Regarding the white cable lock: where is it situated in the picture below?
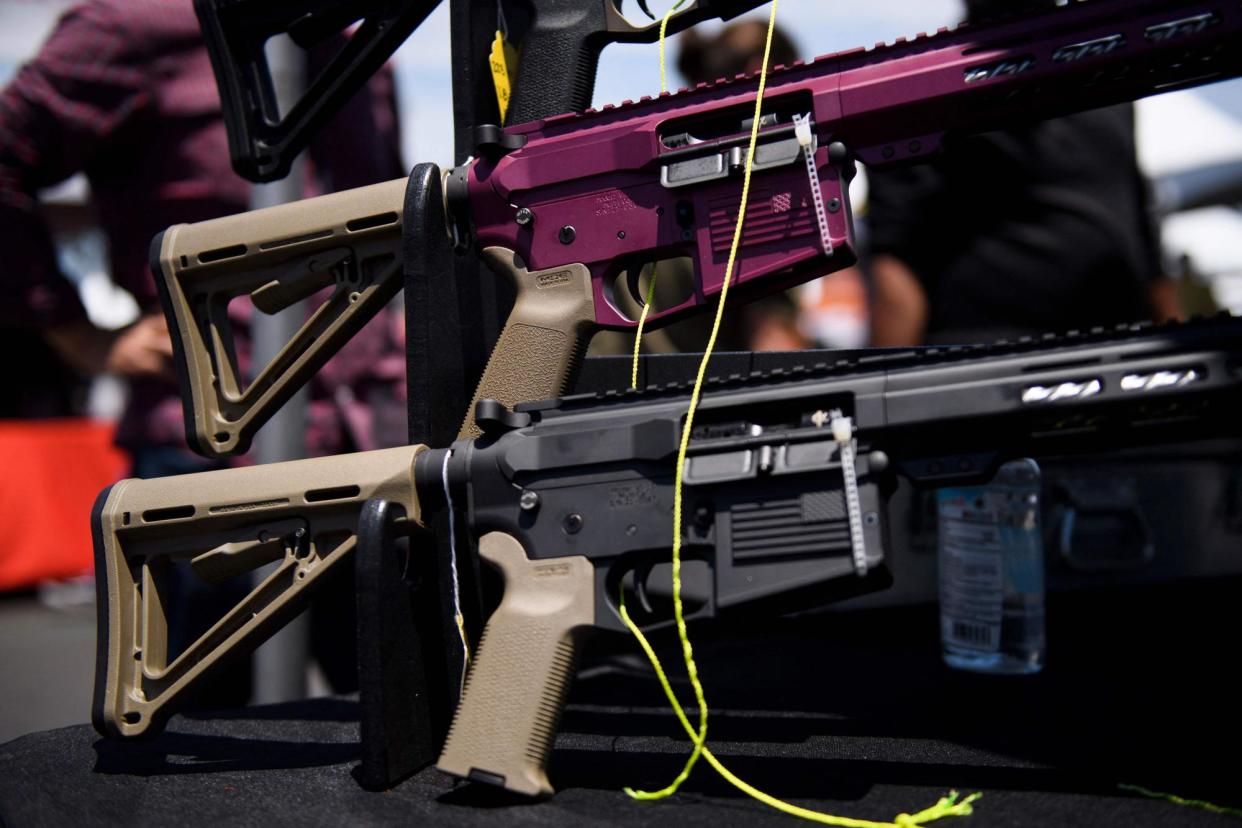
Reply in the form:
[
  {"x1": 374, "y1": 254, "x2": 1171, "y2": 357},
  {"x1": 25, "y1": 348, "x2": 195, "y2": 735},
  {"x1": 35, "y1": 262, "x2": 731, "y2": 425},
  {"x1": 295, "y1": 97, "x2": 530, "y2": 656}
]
[
  {"x1": 828, "y1": 409, "x2": 869, "y2": 577},
  {"x1": 793, "y1": 113, "x2": 834, "y2": 258}
]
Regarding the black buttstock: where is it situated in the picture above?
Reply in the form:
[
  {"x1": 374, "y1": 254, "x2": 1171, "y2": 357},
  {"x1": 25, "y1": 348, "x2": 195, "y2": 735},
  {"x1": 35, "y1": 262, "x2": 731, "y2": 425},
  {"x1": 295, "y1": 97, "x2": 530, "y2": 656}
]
[{"x1": 195, "y1": 0, "x2": 440, "y2": 182}]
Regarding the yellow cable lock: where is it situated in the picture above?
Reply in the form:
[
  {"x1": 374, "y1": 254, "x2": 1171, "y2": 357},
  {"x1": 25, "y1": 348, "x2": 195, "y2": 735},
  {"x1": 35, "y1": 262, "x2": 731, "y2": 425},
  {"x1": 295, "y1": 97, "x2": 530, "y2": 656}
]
[
  {"x1": 629, "y1": 0, "x2": 687, "y2": 389},
  {"x1": 622, "y1": 3, "x2": 980, "y2": 823}
]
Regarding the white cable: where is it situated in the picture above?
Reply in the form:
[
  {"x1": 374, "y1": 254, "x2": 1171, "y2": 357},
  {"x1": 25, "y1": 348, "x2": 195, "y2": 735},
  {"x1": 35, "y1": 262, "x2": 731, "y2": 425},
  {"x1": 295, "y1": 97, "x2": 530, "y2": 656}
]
[{"x1": 440, "y1": 449, "x2": 469, "y2": 689}]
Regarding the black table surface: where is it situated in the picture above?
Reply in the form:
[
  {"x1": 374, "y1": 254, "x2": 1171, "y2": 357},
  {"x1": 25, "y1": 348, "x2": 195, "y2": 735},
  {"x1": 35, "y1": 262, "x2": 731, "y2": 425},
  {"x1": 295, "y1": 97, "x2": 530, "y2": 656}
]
[{"x1": 3, "y1": 579, "x2": 1239, "y2": 827}]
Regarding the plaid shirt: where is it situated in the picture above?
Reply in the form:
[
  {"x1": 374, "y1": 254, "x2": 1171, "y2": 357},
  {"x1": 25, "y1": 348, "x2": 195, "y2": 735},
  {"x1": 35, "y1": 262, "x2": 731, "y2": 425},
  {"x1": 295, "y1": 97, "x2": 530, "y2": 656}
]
[{"x1": 0, "y1": 0, "x2": 407, "y2": 456}]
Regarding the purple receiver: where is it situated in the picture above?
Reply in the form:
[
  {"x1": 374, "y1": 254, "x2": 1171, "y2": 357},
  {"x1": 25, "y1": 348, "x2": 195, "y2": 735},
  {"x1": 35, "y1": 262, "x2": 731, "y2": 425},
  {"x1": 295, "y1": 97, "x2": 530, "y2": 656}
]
[{"x1": 463, "y1": 0, "x2": 1242, "y2": 330}]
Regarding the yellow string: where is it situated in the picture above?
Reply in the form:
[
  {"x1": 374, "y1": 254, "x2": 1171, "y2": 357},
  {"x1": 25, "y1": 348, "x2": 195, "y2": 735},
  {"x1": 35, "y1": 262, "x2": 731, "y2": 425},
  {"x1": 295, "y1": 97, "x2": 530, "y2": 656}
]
[
  {"x1": 631, "y1": 265, "x2": 660, "y2": 389},
  {"x1": 629, "y1": 0, "x2": 688, "y2": 389},
  {"x1": 620, "y1": 2, "x2": 981, "y2": 823},
  {"x1": 1119, "y1": 784, "x2": 1242, "y2": 819},
  {"x1": 657, "y1": 1, "x2": 686, "y2": 93},
  {"x1": 619, "y1": 591, "x2": 980, "y2": 827},
  {"x1": 623, "y1": 0, "x2": 778, "y2": 801}
]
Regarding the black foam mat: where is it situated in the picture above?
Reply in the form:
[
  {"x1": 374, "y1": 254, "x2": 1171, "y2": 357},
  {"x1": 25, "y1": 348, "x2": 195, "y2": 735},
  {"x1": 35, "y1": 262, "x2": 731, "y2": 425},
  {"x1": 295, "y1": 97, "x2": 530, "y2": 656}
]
[{"x1": 3, "y1": 579, "x2": 1238, "y2": 827}]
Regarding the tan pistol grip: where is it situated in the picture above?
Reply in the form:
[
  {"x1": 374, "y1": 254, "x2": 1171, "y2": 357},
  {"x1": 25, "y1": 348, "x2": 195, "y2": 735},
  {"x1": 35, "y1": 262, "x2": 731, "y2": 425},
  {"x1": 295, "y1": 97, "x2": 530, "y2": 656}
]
[
  {"x1": 458, "y1": 248, "x2": 596, "y2": 439},
  {"x1": 436, "y1": 532, "x2": 595, "y2": 797},
  {"x1": 157, "y1": 177, "x2": 407, "y2": 458},
  {"x1": 92, "y1": 445, "x2": 425, "y2": 739}
]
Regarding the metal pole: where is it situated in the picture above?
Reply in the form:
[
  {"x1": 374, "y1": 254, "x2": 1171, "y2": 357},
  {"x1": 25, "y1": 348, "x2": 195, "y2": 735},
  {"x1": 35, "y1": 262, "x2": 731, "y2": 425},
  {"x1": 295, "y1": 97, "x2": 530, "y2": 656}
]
[{"x1": 250, "y1": 34, "x2": 311, "y2": 705}]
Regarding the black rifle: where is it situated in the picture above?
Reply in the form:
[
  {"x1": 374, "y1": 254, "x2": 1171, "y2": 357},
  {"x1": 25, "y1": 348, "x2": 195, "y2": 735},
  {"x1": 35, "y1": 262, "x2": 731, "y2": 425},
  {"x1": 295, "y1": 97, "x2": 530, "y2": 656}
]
[{"x1": 94, "y1": 313, "x2": 1242, "y2": 795}]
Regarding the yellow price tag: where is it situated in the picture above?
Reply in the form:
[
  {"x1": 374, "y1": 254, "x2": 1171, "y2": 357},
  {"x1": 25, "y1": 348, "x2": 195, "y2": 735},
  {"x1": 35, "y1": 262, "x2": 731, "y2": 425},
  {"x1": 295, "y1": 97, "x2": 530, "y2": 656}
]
[{"x1": 489, "y1": 30, "x2": 518, "y2": 125}]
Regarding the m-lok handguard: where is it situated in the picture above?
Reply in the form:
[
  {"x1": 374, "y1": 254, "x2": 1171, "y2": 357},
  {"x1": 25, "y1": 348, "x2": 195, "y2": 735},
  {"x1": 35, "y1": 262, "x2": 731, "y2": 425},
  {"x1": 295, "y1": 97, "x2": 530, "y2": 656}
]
[
  {"x1": 92, "y1": 445, "x2": 425, "y2": 738},
  {"x1": 154, "y1": 178, "x2": 405, "y2": 457}
]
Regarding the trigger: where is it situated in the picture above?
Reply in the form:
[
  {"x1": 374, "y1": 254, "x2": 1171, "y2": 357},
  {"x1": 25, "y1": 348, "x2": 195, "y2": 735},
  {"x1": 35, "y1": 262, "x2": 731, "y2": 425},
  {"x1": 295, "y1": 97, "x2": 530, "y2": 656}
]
[
  {"x1": 626, "y1": 266, "x2": 647, "y2": 308},
  {"x1": 634, "y1": 560, "x2": 656, "y2": 615}
]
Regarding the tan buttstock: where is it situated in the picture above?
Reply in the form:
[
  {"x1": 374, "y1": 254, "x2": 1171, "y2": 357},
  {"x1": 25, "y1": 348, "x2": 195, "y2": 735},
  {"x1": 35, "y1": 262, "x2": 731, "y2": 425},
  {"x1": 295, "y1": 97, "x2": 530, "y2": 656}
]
[
  {"x1": 92, "y1": 445, "x2": 424, "y2": 739},
  {"x1": 158, "y1": 177, "x2": 407, "y2": 458},
  {"x1": 436, "y1": 533, "x2": 595, "y2": 797},
  {"x1": 458, "y1": 249, "x2": 597, "y2": 439}
]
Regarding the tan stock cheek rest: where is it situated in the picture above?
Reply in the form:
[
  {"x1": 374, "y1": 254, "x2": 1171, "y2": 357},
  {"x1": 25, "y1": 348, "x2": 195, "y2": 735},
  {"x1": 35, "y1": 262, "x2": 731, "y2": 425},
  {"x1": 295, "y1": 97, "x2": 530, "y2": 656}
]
[
  {"x1": 436, "y1": 532, "x2": 595, "y2": 797},
  {"x1": 458, "y1": 248, "x2": 597, "y2": 439},
  {"x1": 92, "y1": 445, "x2": 425, "y2": 739}
]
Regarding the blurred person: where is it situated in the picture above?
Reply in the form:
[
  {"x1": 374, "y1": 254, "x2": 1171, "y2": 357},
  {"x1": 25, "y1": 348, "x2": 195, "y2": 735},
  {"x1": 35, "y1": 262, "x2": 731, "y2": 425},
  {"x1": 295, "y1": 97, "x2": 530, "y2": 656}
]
[
  {"x1": 676, "y1": 17, "x2": 798, "y2": 85},
  {"x1": 0, "y1": 0, "x2": 407, "y2": 468},
  {"x1": 796, "y1": 262, "x2": 870, "y2": 349},
  {"x1": 0, "y1": 0, "x2": 408, "y2": 698},
  {"x1": 867, "y1": 0, "x2": 1182, "y2": 347}
]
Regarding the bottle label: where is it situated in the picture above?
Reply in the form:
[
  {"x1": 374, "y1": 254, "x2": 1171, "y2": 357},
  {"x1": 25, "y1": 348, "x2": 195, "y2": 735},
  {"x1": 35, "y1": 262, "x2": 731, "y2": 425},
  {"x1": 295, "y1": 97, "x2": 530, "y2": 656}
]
[{"x1": 938, "y1": 491, "x2": 1005, "y2": 653}]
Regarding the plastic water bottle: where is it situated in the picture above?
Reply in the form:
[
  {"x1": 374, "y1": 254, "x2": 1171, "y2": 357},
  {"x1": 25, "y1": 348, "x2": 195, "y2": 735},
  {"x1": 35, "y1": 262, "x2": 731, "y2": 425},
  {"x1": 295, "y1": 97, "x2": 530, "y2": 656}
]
[{"x1": 937, "y1": 458, "x2": 1045, "y2": 674}]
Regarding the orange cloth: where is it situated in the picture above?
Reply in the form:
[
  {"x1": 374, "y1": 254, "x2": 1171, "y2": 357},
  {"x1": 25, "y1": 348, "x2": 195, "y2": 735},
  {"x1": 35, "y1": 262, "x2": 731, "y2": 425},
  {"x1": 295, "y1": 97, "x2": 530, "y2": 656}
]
[{"x1": 0, "y1": 420, "x2": 128, "y2": 590}]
